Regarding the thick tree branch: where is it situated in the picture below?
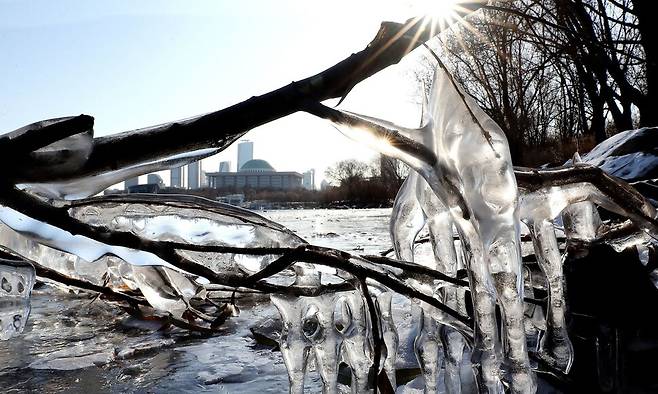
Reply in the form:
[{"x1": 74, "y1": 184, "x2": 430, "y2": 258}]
[{"x1": 10, "y1": 6, "x2": 486, "y2": 183}]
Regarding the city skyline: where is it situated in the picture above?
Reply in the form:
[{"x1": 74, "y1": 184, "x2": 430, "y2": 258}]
[{"x1": 1, "y1": 0, "x2": 425, "y2": 189}]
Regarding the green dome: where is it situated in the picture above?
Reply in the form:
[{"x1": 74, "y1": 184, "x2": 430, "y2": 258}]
[{"x1": 239, "y1": 159, "x2": 275, "y2": 172}]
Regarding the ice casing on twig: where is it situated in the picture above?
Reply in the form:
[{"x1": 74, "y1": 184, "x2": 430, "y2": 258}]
[{"x1": 0, "y1": 193, "x2": 306, "y2": 319}]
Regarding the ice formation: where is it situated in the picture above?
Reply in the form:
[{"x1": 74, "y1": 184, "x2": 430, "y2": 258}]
[
  {"x1": 316, "y1": 60, "x2": 536, "y2": 392},
  {"x1": 0, "y1": 256, "x2": 35, "y2": 341},
  {"x1": 561, "y1": 153, "x2": 603, "y2": 241},
  {"x1": 271, "y1": 270, "x2": 399, "y2": 393},
  {"x1": 391, "y1": 171, "x2": 468, "y2": 393},
  {"x1": 304, "y1": 47, "x2": 658, "y2": 391},
  {"x1": 0, "y1": 193, "x2": 306, "y2": 321},
  {"x1": 20, "y1": 147, "x2": 219, "y2": 200},
  {"x1": 1, "y1": 32, "x2": 658, "y2": 394}
]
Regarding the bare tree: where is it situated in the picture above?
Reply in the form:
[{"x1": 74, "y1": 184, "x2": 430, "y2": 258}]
[{"x1": 325, "y1": 159, "x2": 370, "y2": 187}]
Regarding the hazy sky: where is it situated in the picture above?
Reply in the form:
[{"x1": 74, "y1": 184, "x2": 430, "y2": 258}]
[{"x1": 1, "y1": 0, "x2": 437, "y2": 187}]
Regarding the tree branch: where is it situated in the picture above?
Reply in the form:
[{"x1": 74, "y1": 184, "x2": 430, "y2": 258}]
[{"x1": 10, "y1": 6, "x2": 486, "y2": 183}]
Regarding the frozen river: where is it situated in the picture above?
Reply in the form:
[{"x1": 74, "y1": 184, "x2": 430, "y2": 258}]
[{"x1": 1, "y1": 208, "x2": 416, "y2": 393}]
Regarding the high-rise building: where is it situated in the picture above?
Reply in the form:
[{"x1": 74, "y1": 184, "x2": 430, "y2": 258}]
[
  {"x1": 219, "y1": 161, "x2": 231, "y2": 172},
  {"x1": 147, "y1": 173, "x2": 164, "y2": 187},
  {"x1": 124, "y1": 177, "x2": 139, "y2": 190},
  {"x1": 170, "y1": 166, "x2": 183, "y2": 188},
  {"x1": 188, "y1": 161, "x2": 201, "y2": 189},
  {"x1": 302, "y1": 169, "x2": 315, "y2": 190},
  {"x1": 200, "y1": 169, "x2": 208, "y2": 187},
  {"x1": 237, "y1": 140, "x2": 253, "y2": 171}
]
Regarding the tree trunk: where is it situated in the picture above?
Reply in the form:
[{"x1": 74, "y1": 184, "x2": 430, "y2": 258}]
[{"x1": 633, "y1": 0, "x2": 658, "y2": 127}]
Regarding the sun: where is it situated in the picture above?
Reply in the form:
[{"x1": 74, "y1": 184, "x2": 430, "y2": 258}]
[
  {"x1": 407, "y1": 0, "x2": 466, "y2": 21},
  {"x1": 399, "y1": 0, "x2": 478, "y2": 42}
]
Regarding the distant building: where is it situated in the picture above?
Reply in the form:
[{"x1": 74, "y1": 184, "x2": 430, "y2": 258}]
[
  {"x1": 200, "y1": 169, "x2": 208, "y2": 187},
  {"x1": 147, "y1": 173, "x2": 164, "y2": 187},
  {"x1": 219, "y1": 161, "x2": 231, "y2": 172},
  {"x1": 170, "y1": 166, "x2": 183, "y2": 188},
  {"x1": 237, "y1": 140, "x2": 254, "y2": 170},
  {"x1": 320, "y1": 179, "x2": 331, "y2": 190},
  {"x1": 217, "y1": 193, "x2": 245, "y2": 205},
  {"x1": 125, "y1": 177, "x2": 139, "y2": 191},
  {"x1": 302, "y1": 169, "x2": 315, "y2": 190},
  {"x1": 188, "y1": 161, "x2": 201, "y2": 189},
  {"x1": 128, "y1": 184, "x2": 160, "y2": 194},
  {"x1": 207, "y1": 159, "x2": 303, "y2": 190}
]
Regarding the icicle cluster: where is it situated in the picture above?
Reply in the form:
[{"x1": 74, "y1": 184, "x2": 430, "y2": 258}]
[
  {"x1": 311, "y1": 58, "x2": 658, "y2": 393},
  {"x1": 271, "y1": 268, "x2": 399, "y2": 393}
]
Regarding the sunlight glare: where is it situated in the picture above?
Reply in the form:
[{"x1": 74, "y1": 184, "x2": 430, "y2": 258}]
[{"x1": 407, "y1": 0, "x2": 464, "y2": 21}]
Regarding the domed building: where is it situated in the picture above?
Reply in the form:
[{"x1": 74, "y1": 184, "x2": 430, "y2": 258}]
[
  {"x1": 206, "y1": 158, "x2": 303, "y2": 190},
  {"x1": 239, "y1": 159, "x2": 275, "y2": 172}
]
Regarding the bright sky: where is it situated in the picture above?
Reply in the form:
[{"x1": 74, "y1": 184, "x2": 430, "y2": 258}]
[{"x1": 0, "y1": 0, "x2": 447, "y2": 188}]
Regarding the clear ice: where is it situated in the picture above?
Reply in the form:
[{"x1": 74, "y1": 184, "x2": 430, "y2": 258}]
[
  {"x1": 391, "y1": 170, "x2": 467, "y2": 393},
  {"x1": 271, "y1": 267, "x2": 400, "y2": 393},
  {"x1": 2, "y1": 42, "x2": 658, "y2": 394},
  {"x1": 560, "y1": 153, "x2": 602, "y2": 242},
  {"x1": 0, "y1": 193, "x2": 306, "y2": 319},
  {"x1": 0, "y1": 256, "x2": 35, "y2": 341},
  {"x1": 321, "y1": 60, "x2": 536, "y2": 393}
]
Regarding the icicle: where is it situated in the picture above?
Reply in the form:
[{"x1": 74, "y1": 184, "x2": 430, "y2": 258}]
[
  {"x1": 389, "y1": 166, "x2": 472, "y2": 392},
  {"x1": 390, "y1": 172, "x2": 426, "y2": 263},
  {"x1": 368, "y1": 284, "x2": 399, "y2": 389},
  {"x1": 524, "y1": 218, "x2": 573, "y2": 373},
  {"x1": 339, "y1": 290, "x2": 373, "y2": 393},
  {"x1": 271, "y1": 294, "x2": 313, "y2": 394},
  {"x1": 522, "y1": 265, "x2": 543, "y2": 357},
  {"x1": 415, "y1": 307, "x2": 443, "y2": 394},
  {"x1": 272, "y1": 292, "x2": 350, "y2": 394},
  {"x1": 561, "y1": 153, "x2": 602, "y2": 242}
]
